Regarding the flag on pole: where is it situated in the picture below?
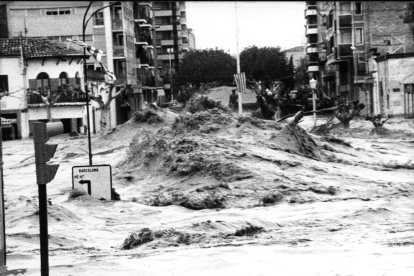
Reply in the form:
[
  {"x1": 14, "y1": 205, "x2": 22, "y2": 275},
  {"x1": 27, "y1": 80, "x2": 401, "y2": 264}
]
[
  {"x1": 233, "y1": 72, "x2": 246, "y2": 93},
  {"x1": 66, "y1": 39, "x2": 103, "y2": 63},
  {"x1": 100, "y1": 62, "x2": 117, "y2": 82},
  {"x1": 67, "y1": 39, "x2": 115, "y2": 82}
]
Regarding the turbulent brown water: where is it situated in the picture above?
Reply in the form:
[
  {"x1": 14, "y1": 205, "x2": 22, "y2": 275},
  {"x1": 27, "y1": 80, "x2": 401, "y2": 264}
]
[{"x1": 3, "y1": 109, "x2": 414, "y2": 275}]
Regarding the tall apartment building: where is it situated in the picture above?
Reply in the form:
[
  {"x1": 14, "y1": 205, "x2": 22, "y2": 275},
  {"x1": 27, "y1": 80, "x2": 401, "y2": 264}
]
[
  {"x1": 305, "y1": 1, "x2": 414, "y2": 114},
  {"x1": 153, "y1": 1, "x2": 188, "y2": 99}
]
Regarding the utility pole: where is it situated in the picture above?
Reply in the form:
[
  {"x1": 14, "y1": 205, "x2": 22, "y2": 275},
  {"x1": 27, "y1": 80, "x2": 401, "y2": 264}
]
[
  {"x1": 235, "y1": 2, "x2": 242, "y2": 115},
  {"x1": 172, "y1": 1, "x2": 179, "y2": 72},
  {"x1": 82, "y1": 2, "x2": 93, "y2": 166},
  {"x1": 0, "y1": 95, "x2": 6, "y2": 268}
]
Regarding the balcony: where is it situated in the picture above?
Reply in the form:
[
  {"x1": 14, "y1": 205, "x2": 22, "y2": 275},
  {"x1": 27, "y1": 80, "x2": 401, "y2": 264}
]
[
  {"x1": 308, "y1": 65, "x2": 319, "y2": 72},
  {"x1": 327, "y1": 47, "x2": 338, "y2": 64},
  {"x1": 306, "y1": 28, "x2": 318, "y2": 35},
  {"x1": 338, "y1": 15, "x2": 352, "y2": 28},
  {"x1": 354, "y1": 75, "x2": 366, "y2": 83},
  {"x1": 154, "y1": 10, "x2": 173, "y2": 16},
  {"x1": 86, "y1": 69, "x2": 106, "y2": 81},
  {"x1": 181, "y1": 30, "x2": 188, "y2": 38},
  {"x1": 306, "y1": 47, "x2": 318, "y2": 54},
  {"x1": 134, "y1": 30, "x2": 153, "y2": 45},
  {"x1": 138, "y1": 1, "x2": 152, "y2": 7},
  {"x1": 158, "y1": 25, "x2": 181, "y2": 31},
  {"x1": 139, "y1": 23, "x2": 152, "y2": 29},
  {"x1": 339, "y1": 85, "x2": 350, "y2": 92},
  {"x1": 161, "y1": 39, "x2": 174, "y2": 46},
  {"x1": 157, "y1": 53, "x2": 183, "y2": 60},
  {"x1": 113, "y1": 46, "x2": 125, "y2": 58},
  {"x1": 338, "y1": 44, "x2": 352, "y2": 57},
  {"x1": 305, "y1": 9, "x2": 317, "y2": 18},
  {"x1": 114, "y1": 74, "x2": 127, "y2": 85},
  {"x1": 181, "y1": 18, "x2": 187, "y2": 25},
  {"x1": 135, "y1": 5, "x2": 153, "y2": 23},
  {"x1": 27, "y1": 93, "x2": 88, "y2": 104},
  {"x1": 137, "y1": 69, "x2": 155, "y2": 87},
  {"x1": 112, "y1": 20, "x2": 123, "y2": 31}
]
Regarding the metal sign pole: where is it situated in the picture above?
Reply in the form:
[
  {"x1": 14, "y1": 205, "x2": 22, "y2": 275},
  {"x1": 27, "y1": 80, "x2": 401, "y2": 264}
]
[{"x1": 0, "y1": 100, "x2": 6, "y2": 267}]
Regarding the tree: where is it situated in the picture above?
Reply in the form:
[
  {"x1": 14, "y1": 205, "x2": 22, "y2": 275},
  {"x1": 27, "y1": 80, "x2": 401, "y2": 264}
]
[
  {"x1": 402, "y1": 2, "x2": 414, "y2": 41},
  {"x1": 174, "y1": 49, "x2": 237, "y2": 89},
  {"x1": 27, "y1": 84, "x2": 76, "y2": 122},
  {"x1": 28, "y1": 83, "x2": 130, "y2": 135},
  {"x1": 240, "y1": 46, "x2": 291, "y2": 84},
  {"x1": 87, "y1": 83, "x2": 130, "y2": 135}
]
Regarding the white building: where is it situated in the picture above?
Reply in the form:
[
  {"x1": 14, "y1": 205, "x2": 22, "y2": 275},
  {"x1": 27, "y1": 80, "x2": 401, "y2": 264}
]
[{"x1": 0, "y1": 37, "x2": 104, "y2": 139}]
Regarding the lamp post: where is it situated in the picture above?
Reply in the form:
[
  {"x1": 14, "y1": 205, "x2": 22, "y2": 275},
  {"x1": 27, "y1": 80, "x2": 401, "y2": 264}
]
[
  {"x1": 82, "y1": 1, "x2": 120, "y2": 166},
  {"x1": 309, "y1": 78, "x2": 317, "y2": 122},
  {"x1": 167, "y1": 48, "x2": 173, "y2": 100}
]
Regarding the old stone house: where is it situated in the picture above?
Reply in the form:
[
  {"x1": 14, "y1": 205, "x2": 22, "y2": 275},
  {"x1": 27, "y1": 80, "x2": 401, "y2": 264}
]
[{"x1": 0, "y1": 37, "x2": 96, "y2": 139}]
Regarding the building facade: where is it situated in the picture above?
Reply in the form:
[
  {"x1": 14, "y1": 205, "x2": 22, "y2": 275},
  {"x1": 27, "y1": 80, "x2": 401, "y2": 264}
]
[
  {"x1": 0, "y1": 1, "x2": 187, "y2": 127},
  {"x1": 0, "y1": 38, "x2": 93, "y2": 139},
  {"x1": 305, "y1": 1, "x2": 414, "y2": 116},
  {"x1": 153, "y1": 1, "x2": 188, "y2": 100}
]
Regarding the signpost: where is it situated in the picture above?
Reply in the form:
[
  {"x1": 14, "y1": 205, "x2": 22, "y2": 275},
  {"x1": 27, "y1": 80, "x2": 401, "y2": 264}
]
[
  {"x1": 33, "y1": 122, "x2": 63, "y2": 276},
  {"x1": 72, "y1": 165, "x2": 112, "y2": 200}
]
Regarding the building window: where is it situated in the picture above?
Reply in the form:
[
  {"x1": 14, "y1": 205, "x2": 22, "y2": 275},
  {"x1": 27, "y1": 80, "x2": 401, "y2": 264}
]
[
  {"x1": 355, "y1": 2, "x2": 362, "y2": 15},
  {"x1": 340, "y1": 31, "x2": 352, "y2": 44},
  {"x1": 46, "y1": 8, "x2": 70, "y2": 15},
  {"x1": 328, "y1": 10, "x2": 333, "y2": 29},
  {"x1": 339, "y1": 2, "x2": 351, "y2": 15},
  {"x1": 36, "y1": 72, "x2": 50, "y2": 95},
  {"x1": 75, "y1": 72, "x2": 81, "y2": 86},
  {"x1": 355, "y1": 28, "x2": 363, "y2": 45},
  {"x1": 59, "y1": 72, "x2": 68, "y2": 86},
  {"x1": 0, "y1": 75, "x2": 8, "y2": 93},
  {"x1": 94, "y1": 11, "x2": 104, "y2": 26}
]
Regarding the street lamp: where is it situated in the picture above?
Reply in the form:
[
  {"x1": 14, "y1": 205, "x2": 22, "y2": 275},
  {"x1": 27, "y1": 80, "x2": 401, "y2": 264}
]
[
  {"x1": 82, "y1": 1, "x2": 120, "y2": 166},
  {"x1": 309, "y1": 78, "x2": 317, "y2": 122},
  {"x1": 167, "y1": 48, "x2": 173, "y2": 100}
]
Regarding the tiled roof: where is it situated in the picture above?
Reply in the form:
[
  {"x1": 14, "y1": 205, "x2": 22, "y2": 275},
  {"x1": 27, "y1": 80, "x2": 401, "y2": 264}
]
[{"x1": 0, "y1": 38, "x2": 89, "y2": 59}]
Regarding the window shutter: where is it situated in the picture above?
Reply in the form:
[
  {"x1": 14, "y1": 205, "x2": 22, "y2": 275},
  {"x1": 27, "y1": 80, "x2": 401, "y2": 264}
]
[
  {"x1": 68, "y1": 77, "x2": 77, "y2": 86},
  {"x1": 28, "y1": 79, "x2": 37, "y2": 90},
  {"x1": 50, "y1": 78, "x2": 60, "y2": 92}
]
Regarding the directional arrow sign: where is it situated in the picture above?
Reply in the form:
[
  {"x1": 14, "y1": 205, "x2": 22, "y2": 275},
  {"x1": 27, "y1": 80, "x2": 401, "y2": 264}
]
[
  {"x1": 72, "y1": 165, "x2": 112, "y2": 200},
  {"x1": 78, "y1": 180, "x2": 91, "y2": 195}
]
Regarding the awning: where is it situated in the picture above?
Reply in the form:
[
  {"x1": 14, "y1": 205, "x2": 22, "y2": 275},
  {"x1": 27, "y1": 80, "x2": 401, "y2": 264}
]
[
  {"x1": 157, "y1": 89, "x2": 165, "y2": 96},
  {"x1": 401, "y1": 74, "x2": 414, "y2": 84}
]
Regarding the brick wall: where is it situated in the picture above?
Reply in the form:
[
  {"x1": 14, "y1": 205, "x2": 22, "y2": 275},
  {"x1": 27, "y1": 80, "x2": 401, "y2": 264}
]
[{"x1": 365, "y1": 2, "x2": 414, "y2": 55}]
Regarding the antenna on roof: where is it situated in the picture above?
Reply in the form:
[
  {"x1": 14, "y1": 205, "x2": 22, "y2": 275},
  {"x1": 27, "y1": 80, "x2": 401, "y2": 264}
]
[{"x1": 24, "y1": 18, "x2": 28, "y2": 37}]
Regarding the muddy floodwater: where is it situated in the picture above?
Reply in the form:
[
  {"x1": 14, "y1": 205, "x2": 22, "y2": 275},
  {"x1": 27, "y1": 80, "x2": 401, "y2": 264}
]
[{"x1": 3, "y1": 110, "x2": 414, "y2": 275}]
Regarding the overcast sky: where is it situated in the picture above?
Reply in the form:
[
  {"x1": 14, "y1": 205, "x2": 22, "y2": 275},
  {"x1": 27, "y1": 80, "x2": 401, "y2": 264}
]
[{"x1": 186, "y1": 1, "x2": 307, "y2": 54}]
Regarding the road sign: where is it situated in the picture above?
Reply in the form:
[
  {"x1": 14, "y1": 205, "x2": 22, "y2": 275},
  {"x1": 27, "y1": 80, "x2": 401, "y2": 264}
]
[{"x1": 72, "y1": 165, "x2": 112, "y2": 200}]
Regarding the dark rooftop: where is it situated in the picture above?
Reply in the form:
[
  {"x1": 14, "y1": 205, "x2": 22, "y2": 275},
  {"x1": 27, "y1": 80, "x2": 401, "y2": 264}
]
[{"x1": 0, "y1": 37, "x2": 89, "y2": 59}]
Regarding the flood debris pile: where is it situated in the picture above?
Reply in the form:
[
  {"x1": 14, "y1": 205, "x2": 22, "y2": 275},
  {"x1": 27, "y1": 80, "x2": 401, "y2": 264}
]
[
  {"x1": 121, "y1": 221, "x2": 267, "y2": 250},
  {"x1": 186, "y1": 94, "x2": 231, "y2": 115},
  {"x1": 132, "y1": 109, "x2": 165, "y2": 124},
  {"x1": 271, "y1": 111, "x2": 321, "y2": 160},
  {"x1": 172, "y1": 108, "x2": 234, "y2": 134}
]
